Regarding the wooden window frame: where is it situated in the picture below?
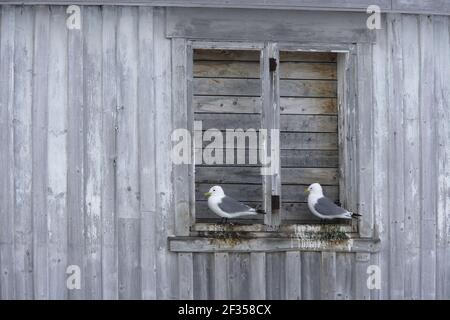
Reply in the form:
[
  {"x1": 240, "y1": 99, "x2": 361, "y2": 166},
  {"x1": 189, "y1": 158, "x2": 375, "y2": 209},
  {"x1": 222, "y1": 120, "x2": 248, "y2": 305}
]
[{"x1": 170, "y1": 39, "x2": 377, "y2": 252}]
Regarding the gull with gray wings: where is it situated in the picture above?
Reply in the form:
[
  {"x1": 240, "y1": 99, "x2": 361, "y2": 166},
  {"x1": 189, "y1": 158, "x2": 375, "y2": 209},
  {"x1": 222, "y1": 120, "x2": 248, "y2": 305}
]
[
  {"x1": 305, "y1": 183, "x2": 361, "y2": 220},
  {"x1": 204, "y1": 185, "x2": 266, "y2": 221}
]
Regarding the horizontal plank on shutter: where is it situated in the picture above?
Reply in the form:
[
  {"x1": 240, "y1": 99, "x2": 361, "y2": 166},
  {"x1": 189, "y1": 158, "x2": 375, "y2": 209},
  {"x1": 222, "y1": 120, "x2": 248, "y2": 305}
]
[
  {"x1": 280, "y1": 51, "x2": 337, "y2": 63},
  {"x1": 282, "y1": 203, "x2": 322, "y2": 222},
  {"x1": 279, "y1": 62, "x2": 336, "y2": 80},
  {"x1": 193, "y1": 61, "x2": 336, "y2": 80},
  {"x1": 194, "y1": 96, "x2": 262, "y2": 113},
  {"x1": 280, "y1": 97, "x2": 337, "y2": 115},
  {"x1": 196, "y1": 183, "x2": 338, "y2": 203},
  {"x1": 194, "y1": 96, "x2": 336, "y2": 114},
  {"x1": 280, "y1": 132, "x2": 338, "y2": 150},
  {"x1": 197, "y1": 133, "x2": 338, "y2": 151},
  {"x1": 194, "y1": 79, "x2": 336, "y2": 97},
  {"x1": 197, "y1": 133, "x2": 338, "y2": 154},
  {"x1": 195, "y1": 149, "x2": 260, "y2": 166},
  {"x1": 195, "y1": 166, "x2": 338, "y2": 185},
  {"x1": 195, "y1": 114, "x2": 261, "y2": 130},
  {"x1": 281, "y1": 167, "x2": 339, "y2": 185},
  {"x1": 280, "y1": 79, "x2": 337, "y2": 97},
  {"x1": 194, "y1": 78, "x2": 261, "y2": 96},
  {"x1": 195, "y1": 114, "x2": 337, "y2": 132},
  {"x1": 194, "y1": 61, "x2": 260, "y2": 78},
  {"x1": 280, "y1": 115, "x2": 337, "y2": 132},
  {"x1": 195, "y1": 149, "x2": 339, "y2": 167},
  {"x1": 194, "y1": 49, "x2": 260, "y2": 61},
  {"x1": 281, "y1": 150, "x2": 339, "y2": 167},
  {"x1": 193, "y1": 50, "x2": 336, "y2": 62}
]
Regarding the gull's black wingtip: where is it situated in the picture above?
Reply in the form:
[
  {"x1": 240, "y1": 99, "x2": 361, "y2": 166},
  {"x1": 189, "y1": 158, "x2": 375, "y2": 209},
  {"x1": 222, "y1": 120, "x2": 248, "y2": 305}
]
[
  {"x1": 351, "y1": 212, "x2": 362, "y2": 218},
  {"x1": 256, "y1": 209, "x2": 266, "y2": 215}
]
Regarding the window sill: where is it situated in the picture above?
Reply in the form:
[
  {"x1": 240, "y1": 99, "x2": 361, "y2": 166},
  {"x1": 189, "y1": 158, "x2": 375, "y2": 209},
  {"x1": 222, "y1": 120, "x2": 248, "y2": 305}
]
[{"x1": 168, "y1": 223, "x2": 380, "y2": 253}]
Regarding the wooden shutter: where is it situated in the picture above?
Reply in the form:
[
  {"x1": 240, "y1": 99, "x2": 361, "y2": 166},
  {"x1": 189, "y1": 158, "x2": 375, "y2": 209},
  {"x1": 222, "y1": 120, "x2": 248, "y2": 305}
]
[
  {"x1": 193, "y1": 49, "x2": 264, "y2": 223},
  {"x1": 278, "y1": 51, "x2": 340, "y2": 223}
]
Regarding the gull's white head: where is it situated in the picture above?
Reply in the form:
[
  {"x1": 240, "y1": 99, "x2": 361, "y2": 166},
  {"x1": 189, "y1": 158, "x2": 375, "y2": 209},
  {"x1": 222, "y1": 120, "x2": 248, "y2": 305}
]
[
  {"x1": 305, "y1": 183, "x2": 323, "y2": 195},
  {"x1": 204, "y1": 185, "x2": 225, "y2": 198}
]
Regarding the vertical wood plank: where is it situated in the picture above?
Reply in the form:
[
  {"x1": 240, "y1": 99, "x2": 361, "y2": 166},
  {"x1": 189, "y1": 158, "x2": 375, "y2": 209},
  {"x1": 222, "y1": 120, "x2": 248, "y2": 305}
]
[
  {"x1": 117, "y1": 218, "x2": 141, "y2": 299},
  {"x1": 47, "y1": 5, "x2": 68, "y2": 300},
  {"x1": 356, "y1": 42, "x2": 374, "y2": 238},
  {"x1": 261, "y1": 45, "x2": 272, "y2": 223},
  {"x1": 116, "y1": 9, "x2": 140, "y2": 219},
  {"x1": 419, "y1": 14, "x2": 436, "y2": 300},
  {"x1": 402, "y1": 14, "x2": 421, "y2": 300},
  {"x1": 13, "y1": 5, "x2": 34, "y2": 300},
  {"x1": 213, "y1": 252, "x2": 229, "y2": 299},
  {"x1": 337, "y1": 53, "x2": 347, "y2": 208},
  {"x1": 83, "y1": 6, "x2": 103, "y2": 299},
  {"x1": 320, "y1": 252, "x2": 336, "y2": 300},
  {"x1": 301, "y1": 252, "x2": 320, "y2": 300},
  {"x1": 266, "y1": 252, "x2": 285, "y2": 299},
  {"x1": 249, "y1": 252, "x2": 266, "y2": 299},
  {"x1": 348, "y1": 50, "x2": 358, "y2": 213},
  {"x1": 372, "y1": 16, "x2": 389, "y2": 299},
  {"x1": 138, "y1": 6, "x2": 157, "y2": 300},
  {"x1": 0, "y1": 5, "x2": 16, "y2": 299},
  {"x1": 186, "y1": 45, "x2": 195, "y2": 225},
  {"x1": 172, "y1": 37, "x2": 191, "y2": 236},
  {"x1": 340, "y1": 47, "x2": 358, "y2": 217},
  {"x1": 335, "y1": 253, "x2": 354, "y2": 300},
  {"x1": 193, "y1": 253, "x2": 214, "y2": 299},
  {"x1": 270, "y1": 44, "x2": 281, "y2": 226},
  {"x1": 433, "y1": 15, "x2": 450, "y2": 300},
  {"x1": 229, "y1": 253, "x2": 250, "y2": 300},
  {"x1": 101, "y1": 5, "x2": 118, "y2": 300},
  {"x1": 285, "y1": 251, "x2": 301, "y2": 300},
  {"x1": 31, "y1": 5, "x2": 50, "y2": 300},
  {"x1": 154, "y1": 7, "x2": 178, "y2": 299},
  {"x1": 67, "y1": 5, "x2": 85, "y2": 300},
  {"x1": 386, "y1": 13, "x2": 405, "y2": 299},
  {"x1": 355, "y1": 252, "x2": 371, "y2": 300},
  {"x1": 262, "y1": 43, "x2": 281, "y2": 227},
  {"x1": 117, "y1": 6, "x2": 141, "y2": 299},
  {"x1": 178, "y1": 253, "x2": 194, "y2": 299}
]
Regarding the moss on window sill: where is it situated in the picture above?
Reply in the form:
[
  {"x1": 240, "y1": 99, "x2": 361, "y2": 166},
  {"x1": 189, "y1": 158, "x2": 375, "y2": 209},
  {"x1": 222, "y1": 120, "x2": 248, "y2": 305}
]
[{"x1": 169, "y1": 222, "x2": 379, "y2": 253}]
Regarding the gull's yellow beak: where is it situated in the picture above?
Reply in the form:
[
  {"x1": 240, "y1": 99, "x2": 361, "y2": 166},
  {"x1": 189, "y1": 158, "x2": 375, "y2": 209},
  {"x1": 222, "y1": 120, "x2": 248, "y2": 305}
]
[
  {"x1": 304, "y1": 188, "x2": 309, "y2": 193},
  {"x1": 204, "y1": 192, "x2": 212, "y2": 197}
]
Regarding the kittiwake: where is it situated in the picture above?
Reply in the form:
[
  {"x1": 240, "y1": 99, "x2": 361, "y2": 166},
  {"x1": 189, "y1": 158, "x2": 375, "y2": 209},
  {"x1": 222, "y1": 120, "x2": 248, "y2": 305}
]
[
  {"x1": 204, "y1": 185, "x2": 266, "y2": 221},
  {"x1": 305, "y1": 183, "x2": 361, "y2": 220}
]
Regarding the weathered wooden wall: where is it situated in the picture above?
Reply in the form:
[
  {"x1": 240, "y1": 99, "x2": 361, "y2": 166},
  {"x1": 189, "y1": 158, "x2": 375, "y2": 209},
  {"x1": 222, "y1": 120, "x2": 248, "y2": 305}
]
[{"x1": 0, "y1": 5, "x2": 449, "y2": 299}]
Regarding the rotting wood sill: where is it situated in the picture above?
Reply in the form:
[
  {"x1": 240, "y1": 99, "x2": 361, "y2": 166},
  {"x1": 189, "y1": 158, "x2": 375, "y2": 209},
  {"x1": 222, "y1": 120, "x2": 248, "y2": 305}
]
[{"x1": 168, "y1": 223, "x2": 380, "y2": 253}]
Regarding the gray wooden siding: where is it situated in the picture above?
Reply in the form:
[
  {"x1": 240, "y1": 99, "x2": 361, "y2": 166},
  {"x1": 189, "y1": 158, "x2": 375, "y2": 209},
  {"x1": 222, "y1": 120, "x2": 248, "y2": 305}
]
[{"x1": 0, "y1": 5, "x2": 449, "y2": 300}]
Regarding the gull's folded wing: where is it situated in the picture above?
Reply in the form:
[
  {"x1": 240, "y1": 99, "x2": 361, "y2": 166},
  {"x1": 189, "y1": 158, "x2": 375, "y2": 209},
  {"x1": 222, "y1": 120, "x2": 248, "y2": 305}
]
[{"x1": 218, "y1": 196, "x2": 253, "y2": 214}]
